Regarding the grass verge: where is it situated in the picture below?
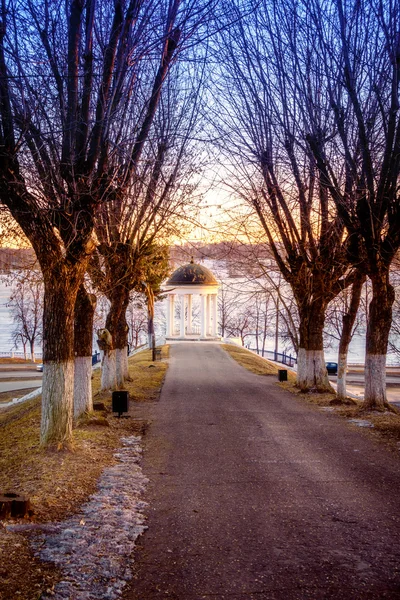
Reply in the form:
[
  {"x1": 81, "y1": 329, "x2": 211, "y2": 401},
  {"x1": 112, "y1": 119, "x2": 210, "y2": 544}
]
[
  {"x1": 222, "y1": 344, "x2": 297, "y2": 382},
  {"x1": 0, "y1": 358, "x2": 39, "y2": 364},
  {"x1": 223, "y1": 344, "x2": 400, "y2": 453},
  {"x1": 0, "y1": 345, "x2": 168, "y2": 600}
]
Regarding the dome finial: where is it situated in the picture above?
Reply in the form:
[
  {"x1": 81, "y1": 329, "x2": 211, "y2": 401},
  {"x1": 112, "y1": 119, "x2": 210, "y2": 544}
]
[{"x1": 190, "y1": 256, "x2": 194, "y2": 264}]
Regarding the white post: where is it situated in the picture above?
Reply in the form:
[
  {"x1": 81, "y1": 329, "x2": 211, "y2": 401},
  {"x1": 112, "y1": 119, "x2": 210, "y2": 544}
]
[
  {"x1": 206, "y1": 294, "x2": 211, "y2": 336},
  {"x1": 200, "y1": 294, "x2": 206, "y2": 337},
  {"x1": 188, "y1": 294, "x2": 193, "y2": 334},
  {"x1": 212, "y1": 294, "x2": 218, "y2": 336},
  {"x1": 180, "y1": 295, "x2": 186, "y2": 337},
  {"x1": 166, "y1": 295, "x2": 171, "y2": 337}
]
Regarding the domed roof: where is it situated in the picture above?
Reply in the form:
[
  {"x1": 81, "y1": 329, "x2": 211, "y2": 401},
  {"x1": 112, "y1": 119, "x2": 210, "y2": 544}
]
[{"x1": 167, "y1": 258, "x2": 218, "y2": 286}]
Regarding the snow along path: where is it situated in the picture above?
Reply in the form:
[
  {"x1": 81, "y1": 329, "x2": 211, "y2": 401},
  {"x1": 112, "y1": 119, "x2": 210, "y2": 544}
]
[{"x1": 24, "y1": 436, "x2": 147, "y2": 600}]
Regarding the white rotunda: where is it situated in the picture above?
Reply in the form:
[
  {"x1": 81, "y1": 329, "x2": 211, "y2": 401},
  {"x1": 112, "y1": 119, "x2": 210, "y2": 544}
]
[{"x1": 164, "y1": 259, "x2": 220, "y2": 340}]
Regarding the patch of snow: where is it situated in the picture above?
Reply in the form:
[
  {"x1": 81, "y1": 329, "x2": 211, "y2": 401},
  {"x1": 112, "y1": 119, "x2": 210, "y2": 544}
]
[
  {"x1": 348, "y1": 418, "x2": 374, "y2": 428},
  {"x1": 0, "y1": 386, "x2": 42, "y2": 409},
  {"x1": 30, "y1": 435, "x2": 148, "y2": 599}
]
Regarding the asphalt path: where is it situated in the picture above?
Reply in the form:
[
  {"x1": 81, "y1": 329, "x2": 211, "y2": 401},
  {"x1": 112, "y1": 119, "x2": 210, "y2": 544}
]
[
  {"x1": 0, "y1": 365, "x2": 42, "y2": 394},
  {"x1": 0, "y1": 370, "x2": 42, "y2": 379},
  {"x1": 126, "y1": 343, "x2": 400, "y2": 600},
  {"x1": 344, "y1": 373, "x2": 400, "y2": 385},
  {"x1": 0, "y1": 367, "x2": 42, "y2": 394},
  {"x1": 0, "y1": 380, "x2": 41, "y2": 393}
]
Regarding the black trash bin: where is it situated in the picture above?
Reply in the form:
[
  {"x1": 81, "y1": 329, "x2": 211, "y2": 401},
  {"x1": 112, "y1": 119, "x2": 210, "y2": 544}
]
[
  {"x1": 112, "y1": 390, "x2": 129, "y2": 417},
  {"x1": 278, "y1": 369, "x2": 288, "y2": 382}
]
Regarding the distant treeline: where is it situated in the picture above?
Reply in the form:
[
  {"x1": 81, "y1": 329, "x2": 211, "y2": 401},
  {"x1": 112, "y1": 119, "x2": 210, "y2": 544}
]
[
  {"x1": 169, "y1": 241, "x2": 276, "y2": 278},
  {"x1": 0, "y1": 242, "x2": 275, "y2": 277}
]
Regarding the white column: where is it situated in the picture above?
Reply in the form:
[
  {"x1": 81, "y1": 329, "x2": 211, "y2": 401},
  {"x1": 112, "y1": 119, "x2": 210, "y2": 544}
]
[
  {"x1": 212, "y1": 294, "x2": 218, "y2": 336},
  {"x1": 200, "y1": 294, "x2": 206, "y2": 337},
  {"x1": 187, "y1": 294, "x2": 193, "y2": 334},
  {"x1": 206, "y1": 294, "x2": 211, "y2": 336},
  {"x1": 180, "y1": 294, "x2": 186, "y2": 337},
  {"x1": 170, "y1": 294, "x2": 175, "y2": 336},
  {"x1": 166, "y1": 295, "x2": 171, "y2": 337}
]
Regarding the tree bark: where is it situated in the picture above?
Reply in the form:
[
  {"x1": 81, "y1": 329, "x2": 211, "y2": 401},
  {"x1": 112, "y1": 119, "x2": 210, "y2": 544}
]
[
  {"x1": 297, "y1": 301, "x2": 332, "y2": 392},
  {"x1": 336, "y1": 273, "x2": 365, "y2": 400},
  {"x1": 363, "y1": 268, "x2": 395, "y2": 410},
  {"x1": 74, "y1": 356, "x2": 92, "y2": 418},
  {"x1": 116, "y1": 347, "x2": 129, "y2": 385},
  {"x1": 74, "y1": 285, "x2": 96, "y2": 418},
  {"x1": 40, "y1": 272, "x2": 79, "y2": 447},
  {"x1": 105, "y1": 285, "x2": 130, "y2": 387},
  {"x1": 97, "y1": 328, "x2": 117, "y2": 391}
]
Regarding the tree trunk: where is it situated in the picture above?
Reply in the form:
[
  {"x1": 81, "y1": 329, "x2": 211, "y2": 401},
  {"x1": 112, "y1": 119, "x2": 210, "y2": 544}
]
[
  {"x1": 116, "y1": 347, "x2": 129, "y2": 386},
  {"x1": 101, "y1": 349, "x2": 117, "y2": 390},
  {"x1": 104, "y1": 286, "x2": 130, "y2": 388},
  {"x1": 40, "y1": 274, "x2": 78, "y2": 447},
  {"x1": 74, "y1": 356, "x2": 92, "y2": 417},
  {"x1": 255, "y1": 311, "x2": 260, "y2": 353},
  {"x1": 74, "y1": 285, "x2": 97, "y2": 419},
  {"x1": 29, "y1": 341, "x2": 35, "y2": 363},
  {"x1": 363, "y1": 269, "x2": 394, "y2": 410},
  {"x1": 297, "y1": 302, "x2": 332, "y2": 392},
  {"x1": 97, "y1": 328, "x2": 117, "y2": 391},
  {"x1": 336, "y1": 273, "x2": 365, "y2": 400},
  {"x1": 146, "y1": 288, "x2": 156, "y2": 361}
]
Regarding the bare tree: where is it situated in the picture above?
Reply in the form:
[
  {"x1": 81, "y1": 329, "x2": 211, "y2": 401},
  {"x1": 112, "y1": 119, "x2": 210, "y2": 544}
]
[
  {"x1": 325, "y1": 274, "x2": 366, "y2": 400},
  {"x1": 90, "y1": 62, "x2": 206, "y2": 388},
  {"x1": 388, "y1": 255, "x2": 400, "y2": 360},
  {"x1": 5, "y1": 268, "x2": 43, "y2": 362},
  {"x1": 73, "y1": 285, "x2": 96, "y2": 419},
  {"x1": 303, "y1": 0, "x2": 400, "y2": 409},
  {"x1": 225, "y1": 308, "x2": 255, "y2": 346},
  {"x1": 141, "y1": 246, "x2": 170, "y2": 361},
  {"x1": 126, "y1": 299, "x2": 147, "y2": 350},
  {"x1": 0, "y1": 0, "x2": 203, "y2": 443},
  {"x1": 213, "y1": 0, "x2": 356, "y2": 392},
  {"x1": 252, "y1": 290, "x2": 271, "y2": 355},
  {"x1": 218, "y1": 281, "x2": 238, "y2": 338},
  {"x1": 0, "y1": 1, "x2": 143, "y2": 444}
]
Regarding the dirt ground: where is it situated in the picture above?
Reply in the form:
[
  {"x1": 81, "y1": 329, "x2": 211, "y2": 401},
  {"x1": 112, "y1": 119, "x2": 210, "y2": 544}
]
[{"x1": 0, "y1": 348, "x2": 168, "y2": 600}]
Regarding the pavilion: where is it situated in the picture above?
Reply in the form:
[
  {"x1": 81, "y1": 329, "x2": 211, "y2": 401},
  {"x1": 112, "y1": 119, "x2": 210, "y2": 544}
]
[{"x1": 164, "y1": 259, "x2": 220, "y2": 340}]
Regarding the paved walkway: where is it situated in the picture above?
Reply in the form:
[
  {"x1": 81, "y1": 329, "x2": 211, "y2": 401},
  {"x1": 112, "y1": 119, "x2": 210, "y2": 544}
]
[{"x1": 125, "y1": 343, "x2": 400, "y2": 600}]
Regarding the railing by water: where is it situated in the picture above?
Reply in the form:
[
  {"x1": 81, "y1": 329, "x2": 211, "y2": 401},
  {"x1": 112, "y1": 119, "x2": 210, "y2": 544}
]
[
  {"x1": 0, "y1": 351, "x2": 43, "y2": 359},
  {"x1": 249, "y1": 348, "x2": 297, "y2": 367}
]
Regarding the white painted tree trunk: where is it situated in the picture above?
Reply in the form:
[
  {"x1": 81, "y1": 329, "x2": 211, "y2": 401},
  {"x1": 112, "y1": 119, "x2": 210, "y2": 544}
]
[
  {"x1": 40, "y1": 360, "x2": 74, "y2": 447},
  {"x1": 116, "y1": 347, "x2": 129, "y2": 387},
  {"x1": 74, "y1": 356, "x2": 93, "y2": 419},
  {"x1": 336, "y1": 352, "x2": 347, "y2": 400},
  {"x1": 364, "y1": 354, "x2": 387, "y2": 409},
  {"x1": 101, "y1": 349, "x2": 117, "y2": 391},
  {"x1": 296, "y1": 348, "x2": 332, "y2": 392}
]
